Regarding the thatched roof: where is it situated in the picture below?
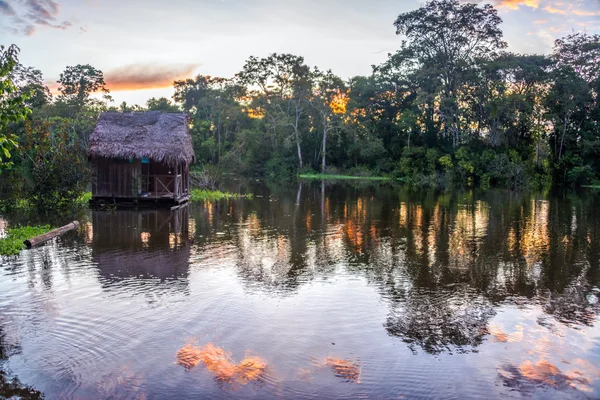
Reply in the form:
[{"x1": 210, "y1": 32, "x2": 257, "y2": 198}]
[{"x1": 89, "y1": 111, "x2": 195, "y2": 166}]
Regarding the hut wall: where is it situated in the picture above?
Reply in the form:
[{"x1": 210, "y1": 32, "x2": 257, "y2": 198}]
[{"x1": 93, "y1": 158, "x2": 141, "y2": 198}]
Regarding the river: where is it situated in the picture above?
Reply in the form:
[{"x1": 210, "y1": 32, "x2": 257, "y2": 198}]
[{"x1": 1, "y1": 182, "x2": 599, "y2": 399}]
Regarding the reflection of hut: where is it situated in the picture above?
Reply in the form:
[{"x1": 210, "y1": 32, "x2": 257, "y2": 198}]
[
  {"x1": 91, "y1": 208, "x2": 191, "y2": 292},
  {"x1": 89, "y1": 112, "x2": 195, "y2": 206}
]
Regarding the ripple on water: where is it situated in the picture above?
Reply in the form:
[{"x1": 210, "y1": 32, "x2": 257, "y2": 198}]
[{"x1": 1, "y1": 189, "x2": 600, "y2": 399}]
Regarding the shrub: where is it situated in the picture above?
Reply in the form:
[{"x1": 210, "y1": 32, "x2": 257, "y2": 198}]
[{"x1": 567, "y1": 165, "x2": 596, "y2": 187}]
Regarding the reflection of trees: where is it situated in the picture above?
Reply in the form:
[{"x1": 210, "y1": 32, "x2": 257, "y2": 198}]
[
  {"x1": 190, "y1": 182, "x2": 600, "y2": 353},
  {"x1": 385, "y1": 288, "x2": 495, "y2": 354},
  {"x1": 90, "y1": 208, "x2": 191, "y2": 294},
  {"x1": 0, "y1": 328, "x2": 43, "y2": 399}
]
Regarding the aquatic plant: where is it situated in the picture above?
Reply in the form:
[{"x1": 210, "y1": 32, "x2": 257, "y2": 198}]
[
  {"x1": 0, "y1": 225, "x2": 52, "y2": 256},
  {"x1": 190, "y1": 189, "x2": 252, "y2": 202}
]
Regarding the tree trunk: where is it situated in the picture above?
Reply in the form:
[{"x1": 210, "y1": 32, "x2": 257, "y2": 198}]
[
  {"x1": 295, "y1": 129, "x2": 303, "y2": 169},
  {"x1": 321, "y1": 127, "x2": 328, "y2": 172},
  {"x1": 558, "y1": 115, "x2": 569, "y2": 163},
  {"x1": 24, "y1": 221, "x2": 80, "y2": 248}
]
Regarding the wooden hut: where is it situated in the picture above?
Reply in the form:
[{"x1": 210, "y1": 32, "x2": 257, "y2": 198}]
[{"x1": 89, "y1": 111, "x2": 195, "y2": 206}]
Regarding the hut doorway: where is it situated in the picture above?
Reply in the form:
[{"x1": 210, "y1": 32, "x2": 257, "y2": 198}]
[{"x1": 140, "y1": 160, "x2": 182, "y2": 199}]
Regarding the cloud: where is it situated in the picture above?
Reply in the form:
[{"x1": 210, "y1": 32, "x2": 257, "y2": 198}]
[
  {"x1": 542, "y1": 4, "x2": 569, "y2": 14},
  {"x1": 0, "y1": 0, "x2": 17, "y2": 16},
  {"x1": 24, "y1": 0, "x2": 60, "y2": 25},
  {"x1": 540, "y1": 3, "x2": 600, "y2": 17},
  {"x1": 104, "y1": 64, "x2": 201, "y2": 91},
  {"x1": 533, "y1": 19, "x2": 548, "y2": 24},
  {"x1": 2, "y1": 0, "x2": 74, "y2": 35},
  {"x1": 572, "y1": 9, "x2": 600, "y2": 16},
  {"x1": 494, "y1": 0, "x2": 541, "y2": 10}
]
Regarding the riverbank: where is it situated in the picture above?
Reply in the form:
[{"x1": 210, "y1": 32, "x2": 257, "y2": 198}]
[{"x1": 297, "y1": 173, "x2": 392, "y2": 181}]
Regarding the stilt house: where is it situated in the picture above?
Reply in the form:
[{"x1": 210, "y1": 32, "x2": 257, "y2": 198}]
[{"x1": 89, "y1": 111, "x2": 195, "y2": 206}]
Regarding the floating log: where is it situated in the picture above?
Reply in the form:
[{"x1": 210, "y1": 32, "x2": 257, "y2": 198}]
[{"x1": 24, "y1": 221, "x2": 80, "y2": 249}]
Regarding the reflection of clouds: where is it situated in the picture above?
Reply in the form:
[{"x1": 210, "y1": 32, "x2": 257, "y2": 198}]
[
  {"x1": 499, "y1": 355, "x2": 600, "y2": 395},
  {"x1": 489, "y1": 324, "x2": 523, "y2": 343},
  {"x1": 489, "y1": 302, "x2": 600, "y2": 397}
]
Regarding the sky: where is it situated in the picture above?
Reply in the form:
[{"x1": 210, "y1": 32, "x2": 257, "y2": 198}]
[{"x1": 1, "y1": 0, "x2": 599, "y2": 105}]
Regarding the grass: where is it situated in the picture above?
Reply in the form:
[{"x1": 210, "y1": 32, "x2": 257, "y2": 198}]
[
  {"x1": 190, "y1": 189, "x2": 252, "y2": 202},
  {"x1": 298, "y1": 173, "x2": 392, "y2": 181},
  {"x1": 0, "y1": 225, "x2": 52, "y2": 256}
]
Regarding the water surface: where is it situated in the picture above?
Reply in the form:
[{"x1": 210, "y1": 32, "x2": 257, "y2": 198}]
[{"x1": 1, "y1": 183, "x2": 600, "y2": 399}]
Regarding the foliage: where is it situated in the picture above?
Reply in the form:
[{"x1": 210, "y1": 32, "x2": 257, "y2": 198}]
[
  {"x1": 1, "y1": 1, "x2": 600, "y2": 196},
  {"x1": 17, "y1": 119, "x2": 92, "y2": 211},
  {"x1": 57, "y1": 64, "x2": 109, "y2": 113},
  {"x1": 77, "y1": 191, "x2": 92, "y2": 206},
  {"x1": 0, "y1": 225, "x2": 51, "y2": 256},
  {"x1": 0, "y1": 44, "x2": 30, "y2": 171},
  {"x1": 190, "y1": 189, "x2": 250, "y2": 202},
  {"x1": 146, "y1": 97, "x2": 180, "y2": 112}
]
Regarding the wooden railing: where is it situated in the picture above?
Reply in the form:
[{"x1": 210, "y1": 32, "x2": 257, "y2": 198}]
[{"x1": 141, "y1": 174, "x2": 183, "y2": 198}]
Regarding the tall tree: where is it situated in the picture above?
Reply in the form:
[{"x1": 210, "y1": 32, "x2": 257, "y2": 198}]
[
  {"x1": 146, "y1": 97, "x2": 180, "y2": 112},
  {"x1": 10, "y1": 64, "x2": 51, "y2": 109},
  {"x1": 311, "y1": 69, "x2": 347, "y2": 172},
  {"x1": 546, "y1": 33, "x2": 600, "y2": 184},
  {"x1": 57, "y1": 64, "x2": 109, "y2": 112},
  {"x1": 237, "y1": 53, "x2": 312, "y2": 169},
  {"x1": 0, "y1": 44, "x2": 30, "y2": 171},
  {"x1": 174, "y1": 75, "x2": 245, "y2": 164},
  {"x1": 394, "y1": 0, "x2": 507, "y2": 146}
]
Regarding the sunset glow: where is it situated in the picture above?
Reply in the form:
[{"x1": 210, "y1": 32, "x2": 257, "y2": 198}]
[{"x1": 1, "y1": 0, "x2": 598, "y2": 104}]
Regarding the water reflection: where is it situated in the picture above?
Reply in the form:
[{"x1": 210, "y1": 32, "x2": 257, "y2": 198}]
[
  {"x1": 0, "y1": 327, "x2": 43, "y2": 399},
  {"x1": 1, "y1": 183, "x2": 600, "y2": 398},
  {"x1": 189, "y1": 184, "x2": 600, "y2": 387},
  {"x1": 90, "y1": 208, "x2": 191, "y2": 295}
]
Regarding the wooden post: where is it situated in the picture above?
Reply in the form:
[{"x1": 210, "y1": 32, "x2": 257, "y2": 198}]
[{"x1": 24, "y1": 221, "x2": 80, "y2": 249}]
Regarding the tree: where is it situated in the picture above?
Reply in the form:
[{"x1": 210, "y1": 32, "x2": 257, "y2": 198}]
[
  {"x1": 10, "y1": 64, "x2": 51, "y2": 109},
  {"x1": 310, "y1": 69, "x2": 347, "y2": 172},
  {"x1": 173, "y1": 75, "x2": 247, "y2": 164},
  {"x1": 394, "y1": 0, "x2": 507, "y2": 146},
  {"x1": 0, "y1": 44, "x2": 30, "y2": 171},
  {"x1": 146, "y1": 97, "x2": 180, "y2": 112},
  {"x1": 57, "y1": 64, "x2": 109, "y2": 112},
  {"x1": 237, "y1": 53, "x2": 312, "y2": 169},
  {"x1": 545, "y1": 33, "x2": 600, "y2": 185},
  {"x1": 19, "y1": 118, "x2": 91, "y2": 210}
]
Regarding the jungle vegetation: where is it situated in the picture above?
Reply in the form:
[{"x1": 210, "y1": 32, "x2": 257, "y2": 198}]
[{"x1": 1, "y1": 0, "x2": 600, "y2": 211}]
